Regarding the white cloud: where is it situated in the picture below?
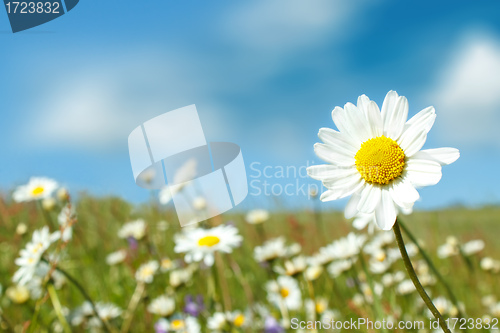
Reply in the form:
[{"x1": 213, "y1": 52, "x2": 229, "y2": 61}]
[
  {"x1": 428, "y1": 31, "x2": 500, "y2": 147},
  {"x1": 21, "y1": 51, "x2": 234, "y2": 150},
  {"x1": 222, "y1": 0, "x2": 371, "y2": 54}
]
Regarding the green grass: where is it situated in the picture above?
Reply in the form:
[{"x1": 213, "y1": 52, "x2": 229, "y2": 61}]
[{"x1": 0, "y1": 195, "x2": 499, "y2": 332}]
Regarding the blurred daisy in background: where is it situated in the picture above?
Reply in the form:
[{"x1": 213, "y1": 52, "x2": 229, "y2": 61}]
[
  {"x1": 118, "y1": 219, "x2": 147, "y2": 241},
  {"x1": 147, "y1": 295, "x2": 175, "y2": 317},
  {"x1": 174, "y1": 224, "x2": 242, "y2": 266},
  {"x1": 275, "y1": 255, "x2": 307, "y2": 276},
  {"x1": 462, "y1": 239, "x2": 485, "y2": 256},
  {"x1": 245, "y1": 209, "x2": 270, "y2": 224},
  {"x1": 207, "y1": 312, "x2": 227, "y2": 331},
  {"x1": 56, "y1": 204, "x2": 76, "y2": 242},
  {"x1": 155, "y1": 316, "x2": 200, "y2": 333},
  {"x1": 13, "y1": 177, "x2": 58, "y2": 202},
  {"x1": 13, "y1": 226, "x2": 60, "y2": 285},
  {"x1": 227, "y1": 310, "x2": 248, "y2": 329},
  {"x1": 106, "y1": 249, "x2": 127, "y2": 266},
  {"x1": 308, "y1": 91, "x2": 459, "y2": 230},
  {"x1": 254, "y1": 237, "x2": 287, "y2": 263},
  {"x1": 266, "y1": 275, "x2": 302, "y2": 311},
  {"x1": 135, "y1": 260, "x2": 159, "y2": 284},
  {"x1": 6, "y1": 284, "x2": 30, "y2": 304}
]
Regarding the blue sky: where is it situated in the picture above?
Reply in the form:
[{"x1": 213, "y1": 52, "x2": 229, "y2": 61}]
[{"x1": 1, "y1": 0, "x2": 500, "y2": 210}]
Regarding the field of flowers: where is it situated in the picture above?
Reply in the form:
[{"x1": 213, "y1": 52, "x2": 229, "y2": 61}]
[{"x1": 0, "y1": 178, "x2": 499, "y2": 333}]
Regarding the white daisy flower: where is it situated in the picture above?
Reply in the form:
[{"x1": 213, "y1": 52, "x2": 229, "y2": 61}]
[
  {"x1": 308, "y1": 91, "x2": 459, "y2": 230},
  {"x1": 431, "y1": 297, "x2": 453, "y2": 317},
  {"x1": 42, "y1": 197, "x2": 56, "y2": 211},
  {"x1": 13, "y1": 177, "x2": 58, "y2": 202},
  {"x1": 397, "y1": 279, "x2": 416, "y2": 295},
  {"x1": 462, "y1": 239, "x2": 485, "y2": 255},
  {"x1": 25, "y1": 261, "x2": 66, "y2": 300},
  {"x1": 266, "y1": 275, "x2": 302, "y2": 311},
  {"x1": 160, "y1": 257, "x2": 176, "y2": 272},
  {"x1": 174, "y1": 225, "x2": 242, "y2": 267},
  {"x1": 481, "y1": 257, "x2": 500, "y2": 273},
  {"x1": 156, "y1": 316, "x2": 201, "y2": 333},
  {"x1": 106, "y1": 250, "x2": 127, "y2": 266},
  {"x1": 135, "y1": 260, "x2": 159, "y2": 284},
  {"x1": 56, "y1": 204, "x2": 75, "y2": 242},
  {"x1": 329, "y1": 233, "x2": 366, "y2": 260},
  {"x1": 147, "y1": 295, "x2": 175, "y2": 317},
  {"x1": 6, "y1": 284, "x2": 30, "y2": 304},
  {"x1": 192, "y1": 197, "x2": 207, "y2": 211},
  {"x1": 327, "y1": 259, "x2": 354, "y2": 278},
  {"x1": 118, "y1": 219, "x2": 147, "y2": 240},
  {"x1": 245, "y1": 209, "x2": 270, "y2": 224},
  {"x1": 71, "y1": 301, "x2": 116, "y2": 327},
  {"x1": 207, "y1": 312, "x2": 227, "y2": 331},
  {"x1": 94, "y1": 302, "x2": 122, "y2": 322},
  {"x1": 13, "y1": 226, "x2": 60, "y2": 286},
  {"x1": 304, "y1": 265, "x2": 323, "y2": 281},
  {"x1": 437, "y1": 243, "x2": 459, "y2": 259},
  {"x1": 169, "y1": 266, "x2": 195, "y2": 288},
  {"x1": 253, "y1": 237, "x2": 288, "y2": 263},
  {"x1": 226, "y1": 310, "x2": 248, "y2": 328},
  {"x1": 56, "y1": 187, "x2": 70, "y2": 201},
  {"x1": 275, "y1": 255, "x2": 307, "y2": 276}
]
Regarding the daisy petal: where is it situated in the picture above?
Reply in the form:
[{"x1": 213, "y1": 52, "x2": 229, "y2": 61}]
[
  {"x1": 374, "y1": 189, "x2": 397, "y2": 230},
  {"x1": 357, "y1": 94, "x2": 370, "y2": 111},
  {"x1": 385, "y1": 96, "x2": 408, "y2": 140},
  {"x1": 404, "y1": 106, "x2": 436, "y2": 134},
  {"x1": 411, "y1": 148, "x2": 460, "y2": 166},
  {"x1": 307, "y1": 165, "x2": 358, "y2": 181},
  {"x1": 391, "y1": 178, "x2": 419, "y2": 205},
  {"x1": 320, "y1": 177, "x2": 364, "y2": 202},
  {"x1": 381, "y1": 91, "x2": 399, "y2": 120},
  {"x1": 399, "y1": 131, "x2": 427, "y2": 157},
  {"x1": 344, "y1": 102, "x2": 372, "y2": 142},
  {"x1": 365, "y1": 101, "x2": 383, "y2": 137},
  {"x1": 404, "y1": 159, "x2": 442, "y2": 187},
  {"x1": 357, "y1": 183, "x2": 381, "y2": 214},
  {"x1": 331, "y1": 106, "x2": 363, "y2": 146},
  {"x1": 204, "y1": 254, "x2": 214, "y2": 267},
  {"x1": 353, "y1": 214, "x2": 373, "y2": 230},
  {"x1": 345, "y1": 191, "x2": 361, "y2": 219},
  {"x1": 318, "y1": 128, "x2": 358, "y2": 152},
  {"x1": 381, "y1": 91, "x2": 408, "y2": 140},
  {"x1": 314, "y1": 143, "x2": 355, "y2": 166}
]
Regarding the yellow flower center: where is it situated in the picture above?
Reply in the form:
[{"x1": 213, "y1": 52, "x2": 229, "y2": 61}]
[
  {"x1": 171, "y1": 319, "x2": 185, "y2": 329},
  {"x1": 31, "y1": 242, "x2": 44, "y2": 254},
  {"x1": 161, "y1": 258, "x2": 172, "y2": 269},
  {"x1": 140, "y1": 267, "x2": 154, "y2": 278},
  {"x1": 32, "y1": 186, "x2": 44, "y2": 195},
  {"x1": 355, "y1": 136, "x2": 405, "y2": 185},
  {"x1": 280, "y1": 288, "x2": 289, "y2": 298},
  {"x1": 316, "y1": 302, "x2": 326, "y2": 314},
  {"x1": 197, "y1": 235, "x2": 220, "y2": 247},
  {"x1": 233, "y1": 314, "x2": 245, "y2": 327}
]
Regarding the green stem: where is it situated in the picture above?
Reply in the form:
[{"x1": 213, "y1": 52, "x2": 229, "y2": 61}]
[
  {"x1": 398, "y1": 220, "x2": 465, "y2": 319},
  {"x1": 47, "y1": 284, "x2": 72, "y2": 333},
  {"x1": 120, "y1": 282, "x2": 145, "y2": 333},
  {"x1": 393, "y1": 221, "x2": 451, "y2": 333},
  {"x1": 45, "y1": 260, "x2": 114, "y2": 333}
]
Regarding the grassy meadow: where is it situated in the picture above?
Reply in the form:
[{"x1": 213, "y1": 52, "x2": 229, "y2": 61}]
[{"x1": 0, "y1": 191, "x2": 499, "y2": 332}]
